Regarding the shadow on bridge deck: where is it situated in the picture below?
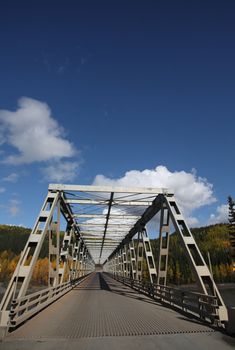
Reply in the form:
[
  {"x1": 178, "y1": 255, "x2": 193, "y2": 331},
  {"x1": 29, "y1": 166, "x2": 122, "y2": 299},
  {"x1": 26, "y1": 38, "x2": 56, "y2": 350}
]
[{"x1": 1, "y1": 273, "x2": 235, "y2": 350}]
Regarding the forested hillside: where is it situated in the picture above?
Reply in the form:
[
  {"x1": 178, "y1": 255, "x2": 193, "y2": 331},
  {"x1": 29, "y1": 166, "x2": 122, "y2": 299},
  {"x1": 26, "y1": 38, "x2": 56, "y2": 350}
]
[
  {"x1": 0, "y1": 223, "x2": 234, "y2": 286},
  {"x1": 0, "y1": 224, "x2": 50, "y2": 285},
  {"x1": 0, "y1": 224, "x2": 49, "y2": 257},
  {"x1": 0, "y1": 225, "x2": 31, "y2": 254},
  {"x1": 165, "y1": 224, "x2": 234, "y2": 284}
]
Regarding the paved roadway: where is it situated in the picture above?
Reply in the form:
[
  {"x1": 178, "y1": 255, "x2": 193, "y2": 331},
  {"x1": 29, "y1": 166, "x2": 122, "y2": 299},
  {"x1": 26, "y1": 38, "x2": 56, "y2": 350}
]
[{"x1": 1, "y1": 273, "x2": 235, "y2": 349}]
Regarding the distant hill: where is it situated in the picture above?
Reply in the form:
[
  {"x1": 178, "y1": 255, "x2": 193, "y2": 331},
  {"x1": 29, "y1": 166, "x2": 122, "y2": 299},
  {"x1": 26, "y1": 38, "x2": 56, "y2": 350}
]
[
  {"x1": 165, "y1": 223, "x2": 233, "y2": 284},
  {"x1": 0, "y1": 223, "x2": 234, "y2": 284},
  {"x1": 0, "y1": 224, "x2": 48, "y2": 258},
  {"x1": 0, "y1": 224, "x2": 31, "y2": 254}
]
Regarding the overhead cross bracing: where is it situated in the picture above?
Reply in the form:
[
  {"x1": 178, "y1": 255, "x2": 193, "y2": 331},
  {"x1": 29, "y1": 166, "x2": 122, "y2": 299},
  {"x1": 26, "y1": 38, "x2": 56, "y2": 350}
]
[{"x1": 49, "y1": 184, "x2": 172, "y2": 264}]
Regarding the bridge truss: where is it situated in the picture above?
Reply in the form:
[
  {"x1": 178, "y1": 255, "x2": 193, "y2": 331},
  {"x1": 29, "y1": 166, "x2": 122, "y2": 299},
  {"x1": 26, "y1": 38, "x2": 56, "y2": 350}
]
[{"x1": 0, "y1": 184, "x2": 228, "y2": 335}]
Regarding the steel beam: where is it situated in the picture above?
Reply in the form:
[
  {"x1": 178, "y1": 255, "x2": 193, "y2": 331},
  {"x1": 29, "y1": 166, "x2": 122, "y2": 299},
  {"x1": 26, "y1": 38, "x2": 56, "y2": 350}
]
[
  {"x1": 74, "y1": 214, "x2": 141, "y2": 219},
  {"x1": 98, "y1": 192, "x2": 114, "y2": 261},
  {"x1": 66, "y1": 199, "x2": 152, "y2": 206},
  {"x1": 49, "y1": 183, "x2": 173, "y2": 195}
]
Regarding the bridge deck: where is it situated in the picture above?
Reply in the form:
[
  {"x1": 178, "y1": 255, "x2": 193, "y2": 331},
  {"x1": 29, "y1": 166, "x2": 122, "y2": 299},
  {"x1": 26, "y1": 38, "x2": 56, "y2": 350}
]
[{"x1": 1, "y1": 273, "x2": 235, "y2": 350}]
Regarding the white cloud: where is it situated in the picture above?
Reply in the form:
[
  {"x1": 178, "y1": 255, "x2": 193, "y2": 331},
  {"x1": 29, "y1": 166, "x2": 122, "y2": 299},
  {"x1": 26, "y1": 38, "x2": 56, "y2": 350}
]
[
  {"x1": 208, "y1": 204, "x2": 228, "y2": 225},
  {"x1": 186, "y1": 216, "x2": 200, "y2": 227},
  {"x1": 8, "y1": 199, "x2": 20, "y2": 217},
  {"x1": 41, "y1": 161, "x2": 79, "y2": 182},
  {"x1": 0, "y1": 97, "x2": 76, "y2": 164},
  {"x1": 2, "y1": 173, "x2": 19, "y2": 183},
  {"x1": 0, "y1": 126, "x2": 6, "y2": 145},
  {"x1": 93, "y1": 166, "x2": 216, "y2": 224},
  {"x1": 0, "y1": 187, "x2": 6, "y2": 194}
]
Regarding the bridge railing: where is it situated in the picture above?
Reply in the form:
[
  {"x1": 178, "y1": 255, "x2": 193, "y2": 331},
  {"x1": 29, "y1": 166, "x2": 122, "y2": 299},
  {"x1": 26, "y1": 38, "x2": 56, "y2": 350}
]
[
  {"x1": 110, "y1": 273, "x2": 221, "y2": 327},
  {"x1": 8, "y1": 274, "x2": 90, "y2": 329}
]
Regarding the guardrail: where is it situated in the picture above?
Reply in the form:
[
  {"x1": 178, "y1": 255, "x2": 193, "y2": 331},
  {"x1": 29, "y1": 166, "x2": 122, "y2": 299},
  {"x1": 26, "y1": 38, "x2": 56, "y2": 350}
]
[
  {"x1": 109, "y1": 273, "x2": 221, "y2": 327},
  {"x1": 9, "y1": 274, "x2": 90, "y2": 329}
]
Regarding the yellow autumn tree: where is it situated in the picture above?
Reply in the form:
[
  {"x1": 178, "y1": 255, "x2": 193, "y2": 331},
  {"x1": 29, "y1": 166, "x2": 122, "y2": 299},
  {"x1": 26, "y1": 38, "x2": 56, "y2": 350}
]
[{"x1": 32, "y1": 258, "x2": 49, "y2": 285}]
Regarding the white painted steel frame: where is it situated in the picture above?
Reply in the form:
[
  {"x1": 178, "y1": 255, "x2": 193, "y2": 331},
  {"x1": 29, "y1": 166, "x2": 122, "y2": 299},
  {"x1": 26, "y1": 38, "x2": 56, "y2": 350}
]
[{"x1": 0, "y1": 183, "x2": 229, "y2": 334}]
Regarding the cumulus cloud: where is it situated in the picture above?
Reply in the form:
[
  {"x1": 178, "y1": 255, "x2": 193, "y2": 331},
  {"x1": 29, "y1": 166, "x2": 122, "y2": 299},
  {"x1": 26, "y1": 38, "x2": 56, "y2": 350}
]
[
  {"x1": 208, "y1": 204, "x2": 228, "y2": 225},
  {"x1": 0, "y1": 97, "x2": 76, "y2": 164},
  {"x1": 93, "y1": 166, "x2": 216, "y2": 224},
  {"x1": 41, "y1": 161, "x2": 79, "y2": 182},
  {"x1": 2, "y1": 173, "x2": 19, "y2": 183},
  {"x1": 0, "y1": 126, "x2": 6, "y2": 145}
]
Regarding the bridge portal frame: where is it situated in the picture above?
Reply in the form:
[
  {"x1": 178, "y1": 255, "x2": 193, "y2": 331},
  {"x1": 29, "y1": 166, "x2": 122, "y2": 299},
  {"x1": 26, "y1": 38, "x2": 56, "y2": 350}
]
[{"x1": 0, "y1": 184, "x2": 229, "y2": 335}]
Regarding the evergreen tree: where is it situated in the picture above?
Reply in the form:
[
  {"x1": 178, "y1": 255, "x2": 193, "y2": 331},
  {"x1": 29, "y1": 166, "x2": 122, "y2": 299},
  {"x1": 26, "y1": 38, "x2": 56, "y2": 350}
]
[
  {"x1": 228, "y1": 196, "x2": 235, "y2": 224},
  {"x1": 228, "y1": 196, "x2": 235, "y2": 270}
]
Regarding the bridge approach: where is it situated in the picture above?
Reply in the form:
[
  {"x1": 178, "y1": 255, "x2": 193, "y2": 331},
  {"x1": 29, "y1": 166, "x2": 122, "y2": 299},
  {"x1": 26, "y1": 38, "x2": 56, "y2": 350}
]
[{"x1": 1, "y1": 272, "x2": 235, "y2": 350}]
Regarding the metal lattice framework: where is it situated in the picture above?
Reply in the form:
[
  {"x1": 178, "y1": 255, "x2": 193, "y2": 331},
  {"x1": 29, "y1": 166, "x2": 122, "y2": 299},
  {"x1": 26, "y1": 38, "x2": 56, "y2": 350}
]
[{"x1": 0, "y1": 184, "x2": 228, "y2": 335}]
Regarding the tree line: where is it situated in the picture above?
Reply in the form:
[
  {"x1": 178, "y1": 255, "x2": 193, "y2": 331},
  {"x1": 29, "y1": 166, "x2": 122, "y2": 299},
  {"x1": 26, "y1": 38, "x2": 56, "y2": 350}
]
[{"x1": 0, "y1": 222, "x2": 234, "y2": 287}]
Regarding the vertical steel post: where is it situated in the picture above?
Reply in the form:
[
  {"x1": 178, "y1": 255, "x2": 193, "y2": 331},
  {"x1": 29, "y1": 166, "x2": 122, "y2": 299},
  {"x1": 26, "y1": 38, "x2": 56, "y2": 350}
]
[
  {"x1": 114, "y1": 252, "x2": 118, "y2": 275},
  {"x1": 157, "y1": 201, "x2": 170, "y2": 285},
  {"x1": 58, "y1": 224, "x2": 74, "y2": 283},
  {"x1": 71, "y1": 238, "x2": 81, "y2": 279},
  {"x1": 125, "y1": 244, "x2": 131, "y2": 277},
  {"x1": 123, "y1": 247, "x2": 127, "y2": 277},
  {"x1": 118, "y1": 250, "x2": 122, "y2": 276},
  {"x1": 142, "y1": 228, "x2": 158, "y2": 283},
  {"x1": 79, "y1": 243, "x2": 86, "y2": 277},
  {"x1": 136, "y1": 231, "x2": 144, "y2": 280},
  {"x1": 129, "y1": 240, "x2": 137, "y2": 279}
]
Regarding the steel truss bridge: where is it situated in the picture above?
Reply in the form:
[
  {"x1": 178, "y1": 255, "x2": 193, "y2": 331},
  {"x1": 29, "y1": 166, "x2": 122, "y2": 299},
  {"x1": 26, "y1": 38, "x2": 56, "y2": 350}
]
[{"x1": 0, "y1": 184, "x2": 234, "y2": 349}]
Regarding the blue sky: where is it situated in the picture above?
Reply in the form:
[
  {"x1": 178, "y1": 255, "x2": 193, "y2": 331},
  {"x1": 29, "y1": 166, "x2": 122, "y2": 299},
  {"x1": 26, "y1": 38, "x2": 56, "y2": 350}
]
[{"x1": 0, "y1": 0, "x2": 234, "y2": 228}]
